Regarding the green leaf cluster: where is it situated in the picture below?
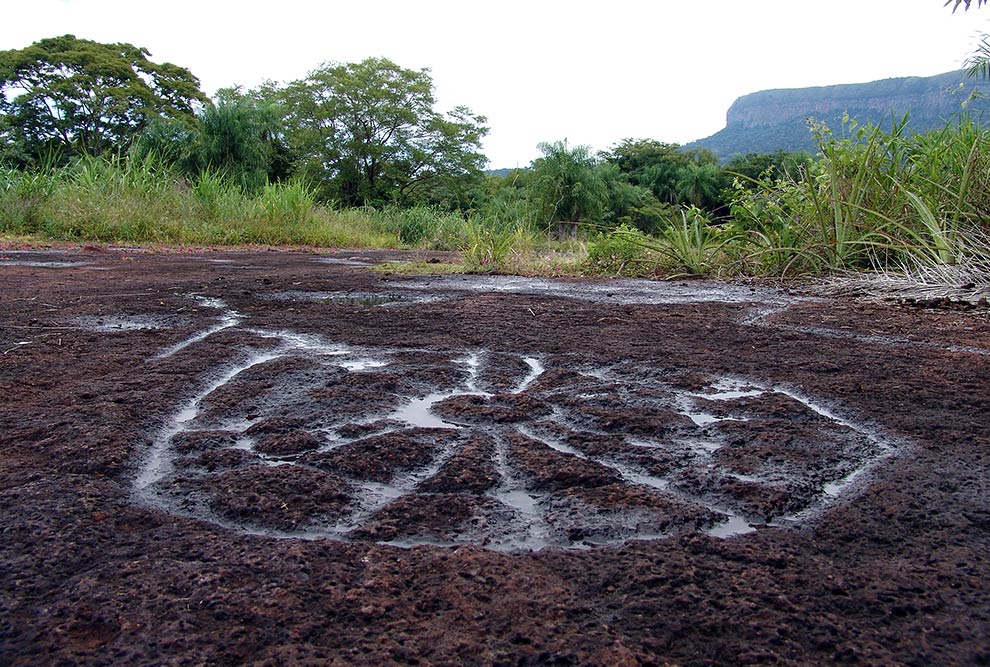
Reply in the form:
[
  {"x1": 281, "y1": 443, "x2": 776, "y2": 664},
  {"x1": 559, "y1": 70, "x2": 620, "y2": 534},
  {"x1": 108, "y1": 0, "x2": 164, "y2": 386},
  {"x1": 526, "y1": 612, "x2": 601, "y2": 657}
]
[
  {"x1": 273, "y1": 58, "x2": 488, "y2": 207},
  {"x1": 0, "y1": 34, "x2": 206, "y2": 165}
]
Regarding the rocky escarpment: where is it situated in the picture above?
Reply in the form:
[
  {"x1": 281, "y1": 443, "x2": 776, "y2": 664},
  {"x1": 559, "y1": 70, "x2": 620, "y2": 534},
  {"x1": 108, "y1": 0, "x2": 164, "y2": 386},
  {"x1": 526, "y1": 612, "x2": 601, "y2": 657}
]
[{"x1": 689, "y1": 70, "x2": 990, "y2": 158}]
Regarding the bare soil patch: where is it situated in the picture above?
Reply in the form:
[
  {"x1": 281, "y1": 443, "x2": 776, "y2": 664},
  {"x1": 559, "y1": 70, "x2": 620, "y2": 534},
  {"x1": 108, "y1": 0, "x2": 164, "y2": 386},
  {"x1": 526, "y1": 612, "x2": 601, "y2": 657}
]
[{"x1": 1, "y1": 246, "x2": 989, "y2": 665}]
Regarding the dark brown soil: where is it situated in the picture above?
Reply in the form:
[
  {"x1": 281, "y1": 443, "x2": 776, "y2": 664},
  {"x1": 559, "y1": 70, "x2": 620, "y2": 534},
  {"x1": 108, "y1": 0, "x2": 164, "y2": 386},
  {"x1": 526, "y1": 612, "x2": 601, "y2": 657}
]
[{"x1": 2, "y1": 246, "x2": 989, "y2": 666}]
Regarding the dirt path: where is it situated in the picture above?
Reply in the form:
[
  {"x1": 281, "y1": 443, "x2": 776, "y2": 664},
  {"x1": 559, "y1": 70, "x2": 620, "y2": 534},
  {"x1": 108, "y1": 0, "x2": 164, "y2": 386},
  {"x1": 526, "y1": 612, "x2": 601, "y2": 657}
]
[{"x1": 1, "y1": 247, "x2": 988, "y2": 666}]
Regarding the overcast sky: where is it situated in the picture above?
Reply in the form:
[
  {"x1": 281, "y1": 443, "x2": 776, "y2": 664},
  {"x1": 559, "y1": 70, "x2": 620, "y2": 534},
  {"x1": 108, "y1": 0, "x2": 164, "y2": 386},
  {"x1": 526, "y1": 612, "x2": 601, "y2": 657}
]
[{"x1": 3, "y1": 0, "x2": 988, "y2": 167}]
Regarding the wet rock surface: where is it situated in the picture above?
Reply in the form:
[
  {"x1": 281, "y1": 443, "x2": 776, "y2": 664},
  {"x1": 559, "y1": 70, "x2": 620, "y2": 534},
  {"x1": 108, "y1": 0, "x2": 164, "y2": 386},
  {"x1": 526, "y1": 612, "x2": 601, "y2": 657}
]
[{"x1": 1, "y1": 246, "x2": 989, "y2": 665}]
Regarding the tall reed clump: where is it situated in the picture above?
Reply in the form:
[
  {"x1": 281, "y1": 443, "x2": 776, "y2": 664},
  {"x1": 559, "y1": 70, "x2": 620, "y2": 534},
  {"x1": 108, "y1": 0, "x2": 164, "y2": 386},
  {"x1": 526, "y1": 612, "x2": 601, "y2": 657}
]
[
  {"x1": 461, "y1": 215, "x2": 546, "y2": 273},
  {"x1": 46, "y1": 153, "x2": 189, "y2": 242},
  {"x1": 729, "y1": 116, "x2": 990, "y2": 278},
  {"x1": 0, "y1": 166, "x2": 60, "y2": 234},
  {"x1": 192, "y1": 170, "x2": 251, "y2": 220},
  {"x1": 260, "y1": 179, "x2": 315, "y2": 226}
]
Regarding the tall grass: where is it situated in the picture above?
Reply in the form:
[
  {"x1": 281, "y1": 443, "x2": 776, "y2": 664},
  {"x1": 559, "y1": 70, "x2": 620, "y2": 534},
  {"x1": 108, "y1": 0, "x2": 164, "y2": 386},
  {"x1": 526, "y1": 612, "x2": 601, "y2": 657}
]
[
  {"x1": 727, "y1": 116, "x2": 990, "y2": 278},
  {"x1": 0, "y1": 166, "x2": 59, "y2": 233},
  {"x1": 369, "y1": 205, "x2": 471, "y2": 250},
  {"x1": 192, "y1": 170, "x2": 251, "y2": 221},
  {"x1": 0, "y1": 156, "x2": 399, "y2": 248}
]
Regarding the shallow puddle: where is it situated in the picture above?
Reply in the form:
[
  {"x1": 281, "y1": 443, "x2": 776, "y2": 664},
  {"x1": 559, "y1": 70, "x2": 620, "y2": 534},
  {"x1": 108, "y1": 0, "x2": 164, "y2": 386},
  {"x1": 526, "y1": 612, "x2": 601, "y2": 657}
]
[
  {"x1": 388, "y1": 354, "x2": 492, "y2": 428},
  {"x1": 391, "y1": 393, "x2": 466, "y2": 429},
  {"x1": 267, "y1": 290, "x2": 439, "y2": 307},
  {"x1": 0, "y1": 259, "x2": 89, "y2": 268},
  {"x1": 393, "y1": 274, "x2": 803, "y2": 307},
  {"x1": 73, "y1": 314, "x2": 182, "y2": 332},
  {"x1": 313, "y1": 256, "x2": 376, "y2": 266},
  {"x1": 339, "y1": 359, "x2": 388, "y2": 372},
  {"x1": 707, "y1": 514, "x2": 758, "y2": 538}
]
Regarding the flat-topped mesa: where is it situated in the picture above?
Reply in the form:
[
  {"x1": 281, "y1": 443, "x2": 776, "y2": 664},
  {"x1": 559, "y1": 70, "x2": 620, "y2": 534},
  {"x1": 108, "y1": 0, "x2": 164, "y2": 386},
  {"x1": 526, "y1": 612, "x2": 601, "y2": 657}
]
[{"x1": 690, "y1": 70, "x2": 990, "y2": 157}]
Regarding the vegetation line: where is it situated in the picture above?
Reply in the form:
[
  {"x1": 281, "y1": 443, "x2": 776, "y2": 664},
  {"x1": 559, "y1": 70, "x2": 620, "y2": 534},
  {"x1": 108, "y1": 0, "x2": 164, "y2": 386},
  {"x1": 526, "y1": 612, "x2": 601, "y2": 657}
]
[{"x1": 2, "y1": 32, "x2": 989, "y2": 288}]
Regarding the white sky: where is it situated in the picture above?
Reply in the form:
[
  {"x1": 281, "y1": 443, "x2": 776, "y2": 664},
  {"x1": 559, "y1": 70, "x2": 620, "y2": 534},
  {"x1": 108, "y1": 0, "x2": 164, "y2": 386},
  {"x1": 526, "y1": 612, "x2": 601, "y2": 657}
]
[{"x1": 3, "y1": 0, "x2": 988, "y2": 167}]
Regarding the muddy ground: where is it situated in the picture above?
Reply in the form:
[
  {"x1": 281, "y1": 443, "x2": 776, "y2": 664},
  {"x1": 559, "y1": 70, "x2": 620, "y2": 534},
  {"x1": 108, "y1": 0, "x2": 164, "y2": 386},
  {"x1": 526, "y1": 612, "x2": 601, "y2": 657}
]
[{"x1": 1, "y1": 246, "x2": 988, "y2": 666}]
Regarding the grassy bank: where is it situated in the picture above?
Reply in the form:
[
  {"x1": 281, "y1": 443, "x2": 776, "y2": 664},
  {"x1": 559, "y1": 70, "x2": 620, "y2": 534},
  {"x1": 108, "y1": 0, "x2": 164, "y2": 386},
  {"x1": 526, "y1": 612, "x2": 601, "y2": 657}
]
[
  {"x1": 0, "y1": 155, "x2": 586, "y2": 273},
  {"x1": 0, "y1": 156, "x2": 399, "y2": 249}
]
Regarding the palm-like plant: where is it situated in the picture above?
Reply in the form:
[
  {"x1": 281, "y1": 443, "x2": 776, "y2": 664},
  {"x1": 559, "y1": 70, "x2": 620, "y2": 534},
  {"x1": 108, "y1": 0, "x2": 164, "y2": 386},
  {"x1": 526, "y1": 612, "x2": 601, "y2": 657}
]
[
  {"x1": 675, "y1": 162, "x2": 723, "y2": 209},
  {"x1": 529, "y1": 140, "x2": 608, "y2": 227},
  {"x1": 966, "y1": 35, "x2": 990, "y2": 79},
  {"x1": 946, "y1": 0, "x2": 987, "y2": 11}
]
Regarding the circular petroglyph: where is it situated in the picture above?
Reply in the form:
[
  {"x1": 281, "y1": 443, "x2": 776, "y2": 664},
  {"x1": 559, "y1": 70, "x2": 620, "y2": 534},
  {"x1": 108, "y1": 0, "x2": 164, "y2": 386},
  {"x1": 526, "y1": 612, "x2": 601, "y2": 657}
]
[{"x1": 133, "y1": 299, "x2": 898, "y2": 551}]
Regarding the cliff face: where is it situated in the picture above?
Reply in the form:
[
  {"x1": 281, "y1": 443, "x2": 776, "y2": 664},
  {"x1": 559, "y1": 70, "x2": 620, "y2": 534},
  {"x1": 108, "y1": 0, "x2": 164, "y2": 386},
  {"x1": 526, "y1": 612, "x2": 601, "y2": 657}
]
[{"x1": 689, "y1": 70, "x2": 990, "y2": 158}]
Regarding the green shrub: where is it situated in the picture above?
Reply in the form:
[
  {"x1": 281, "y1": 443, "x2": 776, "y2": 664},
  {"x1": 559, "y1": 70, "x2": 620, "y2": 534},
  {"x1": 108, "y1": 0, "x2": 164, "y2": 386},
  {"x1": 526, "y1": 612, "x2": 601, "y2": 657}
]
[{"x1": 584, "y1": 224, "x2": 655, "y2": 276}]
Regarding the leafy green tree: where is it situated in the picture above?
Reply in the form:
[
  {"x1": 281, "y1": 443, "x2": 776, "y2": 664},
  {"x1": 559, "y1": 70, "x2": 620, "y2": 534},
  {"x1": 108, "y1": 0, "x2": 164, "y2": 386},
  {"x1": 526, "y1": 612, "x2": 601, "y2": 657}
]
[
  {"x1": 600, "y1": 139, "x2": 683, "y2": 177},
  {"x1": 0, "y1": 34, "x2": 206, "y2": 165},
  {"x1": 131, "y1": 115, "x2": 197, "y2": 168},
  {"x1": 600, "y1": 139, "x2": 685, "y2": 204},
  {"x1": 188, "y1": 89, "x2": 288, "y2": 190},
  {"x1": 955, "y1": 0, "x2": 990, "y2": 78},
  {"x1": 600, "y1": 139, "x2": 732, "y2": 213},
  {"x1": 639, "y1": 161, "x2": 684, "y2": 204},
  {"x1": 724, "y1": 151, "x2": 814, "y2": 185},
  {"x1": 472, "y1": 168, "x2": 538, "y2": 226},
  {"x1": 528, "y1": 140, "x2": 608, "y2": 226},
  {"x1": 601, "y1": 139, "x2": 703, "y2": 206},
  {"x1": 273, "y1": 57, "x2": 487, "y2": 206}
]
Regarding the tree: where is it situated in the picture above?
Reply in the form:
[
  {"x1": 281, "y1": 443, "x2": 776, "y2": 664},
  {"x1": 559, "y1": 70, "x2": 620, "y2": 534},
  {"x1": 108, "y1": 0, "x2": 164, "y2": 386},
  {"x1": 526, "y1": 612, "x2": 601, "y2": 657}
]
[
  {"x1": 528, "y1": 140, "x2": 608, "y2": 226},
  {"x1": 952, "y1": 0, "x2": 990, "y2": 78},
  {"x1": 600, "y1": 138, "x2": 684, "y2": 179},
  {"x1": 274, "y1": 57, "x2": 488, "y2": 206},
  {"x1": 724, "y1": 151, "x2": 814, "y2": 185},
  {"x1": 598, "y1": 139, "x2": 734, "y2": 213},
  {"x1": 0, "y1": 34, "x2": 206, "y2": 165},
  {"x1": 600, "y1": 139, "x2": 682, "y2": 205},
  {"x1": 598, "y1": 162, "x2": 671, "y2": 233}
]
